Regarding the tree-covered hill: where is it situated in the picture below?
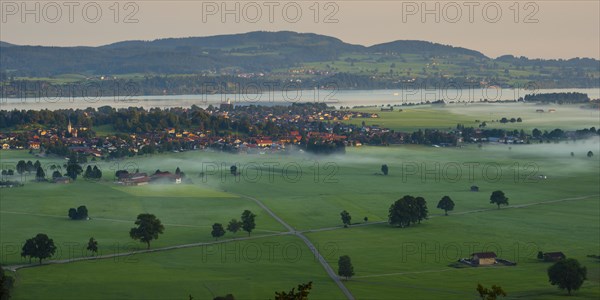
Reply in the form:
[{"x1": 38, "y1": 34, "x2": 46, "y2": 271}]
[{"x1": 1, "y1": 31, "x2": 598, "y2": 89}]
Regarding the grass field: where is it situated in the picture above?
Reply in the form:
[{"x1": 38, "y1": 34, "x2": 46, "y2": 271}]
[
  {"x1": 1, "y1": 104, "x2": 599, "y2": 299},
  {"x1": 341, "y1": 103, "x2": 600, "y2": 132},
  {"x1": 0, "y1": 181, "x2": 286, "y2": 265},
  {"x1": 307, "y1": 198, "x2": 600, "y2": 299},
  {"x1": 10, "y1": 235, "x2": 345, "y2": 300}
]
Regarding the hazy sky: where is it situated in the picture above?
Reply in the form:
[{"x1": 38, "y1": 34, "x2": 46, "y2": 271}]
[{"x1": 1, "y1": 1, "x2": 599, "y2": 59}]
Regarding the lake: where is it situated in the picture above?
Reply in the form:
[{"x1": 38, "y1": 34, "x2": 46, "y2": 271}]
[{"x1": 1, "y1": 88, "x2": 599, "y2": 111}]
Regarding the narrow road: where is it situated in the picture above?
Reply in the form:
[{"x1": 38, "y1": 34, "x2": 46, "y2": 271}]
[
  {"x1": 3, "y1": 232, "x2": 290, "y2": 272},
  {"x1": 233, "y1": 193, "x2": 355, "y2": 300}
]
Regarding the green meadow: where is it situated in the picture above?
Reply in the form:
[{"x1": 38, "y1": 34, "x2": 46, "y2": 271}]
[
  {"x1": 1, "y1": 103, "x2": 599, "y2": 299},
  {"x1": 307, "y1": 199, "x2": 600, "y2": 299},
  {"x1": 11, "y1": 235, "x2": 345, "y2": 300},
  {"x1": 342, "y1": 103, "x2": 600, "y2": 132},
  {"x1": 0, "y1": 180, "x2": 286, "y2": 265}
]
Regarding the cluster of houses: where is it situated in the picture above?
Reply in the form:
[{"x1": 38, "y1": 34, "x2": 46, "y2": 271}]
[
  {"x1": 0, "y1": 105, "x2": 386, "y2": 157},
  {"x1": 3, "y1": 104, "x2": 585, "y2": 158}
]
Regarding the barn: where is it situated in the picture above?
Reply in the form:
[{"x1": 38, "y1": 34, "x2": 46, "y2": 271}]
[
  {"x1": 471, "y1": 252, "x2": 497, "y2": 265},
  {"x1": 543, "y1": 252, "x2": 565, "y2": 262}
]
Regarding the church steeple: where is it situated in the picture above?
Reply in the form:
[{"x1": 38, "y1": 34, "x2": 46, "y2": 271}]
[{"x1": 67, "y1": 119, "x2": 72, "y2": 134}]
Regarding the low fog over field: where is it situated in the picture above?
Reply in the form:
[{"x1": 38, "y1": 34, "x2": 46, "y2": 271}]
[{"x1": 444, "y1": 103, "x2": 600, "y2": 130}]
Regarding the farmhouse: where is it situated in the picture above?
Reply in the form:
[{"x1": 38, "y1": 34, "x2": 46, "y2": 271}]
[
  {"x1": 118, "y1": 173, "x2": 150, "y2": 186},
  {"x1": 28, "y1": 141, "x2": 41, "y2": 150},
  {"x1": 150, "y1": 171, "x2": 182, "y2": 184},
  {"x1": 543, "y1": 252, "x2": 565, "y2": 262},
  {"x1": 471, "y1": 252, "x2": 497, "y2": 265},
  {"x1": 255, "y1": 139, "x2": 273, "y2": 147},
  {"x1": 53, "y1": 177, "x2": 71, "y2": 184}
]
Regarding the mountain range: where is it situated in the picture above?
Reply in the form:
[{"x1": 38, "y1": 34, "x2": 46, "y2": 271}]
[{"x1": 1, "y1": 31, "x2": 598, "y2": 88}]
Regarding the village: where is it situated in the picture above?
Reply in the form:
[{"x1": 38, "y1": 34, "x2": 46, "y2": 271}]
[
  {"x1": 0, "y1": 104, "x2": 380, "y2": 158},
  {"x1": 3, "y1": 103, "x2": 594, "y2": 162}
]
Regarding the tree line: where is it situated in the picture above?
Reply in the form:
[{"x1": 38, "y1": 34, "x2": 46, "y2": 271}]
[
  {"x1": 337, "y1": 190, "x2": 509, "y2": 228},
  {"x1": 211, "y1": 210, "x2": 256, "y2": 240},
  {"x1": 523, "y1": 92, "x2": 590, "y2": 104}
]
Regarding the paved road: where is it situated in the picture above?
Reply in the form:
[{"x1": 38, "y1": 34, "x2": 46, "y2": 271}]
[{"x1": 233, "y1": 193, "x2": 355, "y2": 300}]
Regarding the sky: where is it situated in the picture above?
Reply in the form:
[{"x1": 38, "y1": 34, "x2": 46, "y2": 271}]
[{"x1": 0, "y1": 0, "x2": 599, "y2": 59}]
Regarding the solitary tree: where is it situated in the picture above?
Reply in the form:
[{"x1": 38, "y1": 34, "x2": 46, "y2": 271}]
[
  {"x1": 437, "y1": 196, "x2": 455, "y2": 216},
  {"x1": 35, "y1": 166, "x2": 45, "y2": 181},
  {"x1": 76, "y1": 205, "x2": 88, "y2": 219},
  {"x1": 16, "y1": 160, "x2": 26, "y2": 175},
  {"x1": 92, "y1": 166, "x2": 102, "y2": 179},
  {"x1": 52, "y1": 170, "x2": 62, "y2": 179},
  {"x1": 389, "y1": 196, "x2": 413, "y2": 228},
  {"x1": 476, "y1": 284, "x2": 506, "y2": 300},
  {"x1": 66, "y1": 155, "x2": 83, "y2": 180},
  {"x1": 230, "y1": 165, "x2": 238, "y2": 176},
  {"x1": 490, "y1": 190, "x2": 509, "y2": 209},
  {"x1": 548, "y1": 258, "x2": 587, "y2": 295},
  {"x1": 21, "y1": 234, "x2": 56, "y2": 264},
  {"x1": 587, "y1": 151, "x2": 594, "y2": 158},
  {"x1": 20, "y1": 239, "x2": 35, "y2": 263},
  {"x1": 68, "y1": 208, "x2": 77, "y2": 220},
  {"x1": 338, "y1": 255, "x2": 355, "y2": 280},
  {"x1": 87, "y1": 237, "x2": 98, "y2": 255},
  {"x1": 84, "y1": 165, "x2": 93, "y2": 179},
  {"x1": 340, "y1": 210, "x2": 352, "y2": 227},
  {"x1": 389, "y1": 195, "x2": 428, "y2": 227},
  {"x1": 211, "y1": 223, "x2": 226, "y2": 240},
  {"x1": 25, "y1": 161, "x2": 34, "y2": 173},
  {"x1": 129, "y1": 213, "x2": 165, "y2": 249},
  {"x1": 381, "y1": 164, "x2": 389, "y2": 175},
  {"x1": 241, "y1": 210, "x2": 256, "y2": 236},
  {"x1": 226, "y1": 219, "x2": 242, "y2": 235}
]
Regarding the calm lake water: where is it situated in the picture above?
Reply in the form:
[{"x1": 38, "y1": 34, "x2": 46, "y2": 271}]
[{"x1": 1, "y1": 88, "x2": 599, "y2": 111}]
